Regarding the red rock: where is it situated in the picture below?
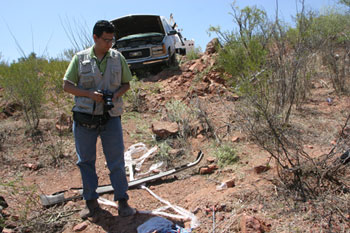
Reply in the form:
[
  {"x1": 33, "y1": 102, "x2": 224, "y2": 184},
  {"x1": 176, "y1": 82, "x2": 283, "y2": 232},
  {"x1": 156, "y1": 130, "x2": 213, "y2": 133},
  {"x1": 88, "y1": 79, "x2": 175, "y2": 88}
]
[
  {"x1": 240, "y1": 215, "x2": 270, "y2": 233},
  {"x1": 254, "y1": 165, "x2": 270, "y2": 174},
  {"x1": 23, "y1": 163, "x2": 39, "y2": 171},
  {"x1": 208, "y1": 164, "x2": 219, "y2": 170},
  {"x1": 188, "y1": 60, "x2": 205, "y2": 73},
  {"x1": 199, "y1": 167, "x2": 214, "y2": 174},
  {"x1": 232, "y1": 136, "x2": 240, "y2": 142},
  {"x1": 206, "y1": 157, "x2": 216, "y2": 163},
  {"x1": 2, "y1": 228, "x2": 15, "y2": 233},
  {"x1": 73, "y1": 222, "x2": 89, "y2": 232},
  {"x1": 151, "y1": 121, "x2": 179, "y2": 139},
  {"x1": 224, "y1": 178, "x2": 235, "y2": 188},
  {"x1": 152, "y1": 169, "x2": 161, "y2": 174},
  {"x1": 205, "y1": 38, "x2": 221, "y2": 54}
]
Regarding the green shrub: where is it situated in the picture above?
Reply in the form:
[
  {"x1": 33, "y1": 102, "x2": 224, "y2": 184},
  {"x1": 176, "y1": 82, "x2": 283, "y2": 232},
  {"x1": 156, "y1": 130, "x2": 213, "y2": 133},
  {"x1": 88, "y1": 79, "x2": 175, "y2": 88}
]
[
  {"x1": 214, "y1": 143, "x2": 239, "y2": 167},
  {"x1": 186, "y1": 46, "x2": 202, "y2": 60},
  {"x1": 165, "y1": 99, "x2": 194, "y2": 138},
  {"x1": 43, "y1": 58, "x2": 71, "y2": 116},
  {"x1": 0, "y1": 53, "x2": 47, "y2": 132}
]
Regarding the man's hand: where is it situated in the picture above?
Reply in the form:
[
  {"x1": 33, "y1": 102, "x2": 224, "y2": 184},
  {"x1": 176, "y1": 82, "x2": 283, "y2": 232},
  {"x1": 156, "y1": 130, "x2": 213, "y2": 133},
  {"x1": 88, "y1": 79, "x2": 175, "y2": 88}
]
[
  {"x1": 90, "y1": 91, "x2": 104, "y2": 103},
  {"x1": 112, "y1": 83, "x2": 130, "y2": 101},
  {"x1": 63, "y1": 81, "x2": 104, "y2": 102}
]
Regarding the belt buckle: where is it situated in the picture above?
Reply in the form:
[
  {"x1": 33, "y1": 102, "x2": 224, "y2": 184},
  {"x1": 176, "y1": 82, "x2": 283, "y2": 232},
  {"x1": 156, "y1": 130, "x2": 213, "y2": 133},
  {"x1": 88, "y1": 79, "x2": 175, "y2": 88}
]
[{"x1": 81, "y1": 123, "x2": 98, "y2": 129}]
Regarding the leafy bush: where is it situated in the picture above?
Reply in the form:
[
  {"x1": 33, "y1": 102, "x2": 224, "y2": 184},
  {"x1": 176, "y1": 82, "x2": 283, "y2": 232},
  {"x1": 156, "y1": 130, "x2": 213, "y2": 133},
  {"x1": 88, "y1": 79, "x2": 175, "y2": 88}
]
[
  {"x1": 165, "y1": 99, "x2": 194, "y2": 139},
  {"x1": 308, "y1": 10, "x2": 350, "y2": 93},
  {"x1": 186, "y1": 46, "x2": 202, "y2": 60},
  {"x1": 209, "y1": 2, "x2": 350, "y2": 201},
  {"x1": 44, "y1": 58, "x2": 71, "y2": 114},
  {"x1": 214, "y1": 143, "x2": 239, "y2": 167},
  {"x1": 0, "y1": 53, "x2": 47, "y2": 133},
  {"x1": 124, "y1": 76, "x2": 161, "y2": 112}
]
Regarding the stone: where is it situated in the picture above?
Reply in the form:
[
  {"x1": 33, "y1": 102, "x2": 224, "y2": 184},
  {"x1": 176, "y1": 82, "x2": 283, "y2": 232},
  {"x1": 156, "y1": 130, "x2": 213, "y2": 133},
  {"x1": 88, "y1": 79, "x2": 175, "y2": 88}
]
[
  {"x1": 2, "y1": 228, "x2": 15, "y2": 233},
  {"x1": 240, "y1": 215, "x2": 271, "y2": 233},
  {"x1": 205, "y1": 38, "x2": 221, "y2": 54},
  {"x1": 206, "y1": 157, "x2": 216, "y2": 163},
  {"x1": 151, "y1": 121, "x2": 179, "y2": 139},
  {"x1": 73, "y1": 222, "x2": 89, "y2": 232},
  {"x1": 254, "y1": 165, "x2": 270, "y2": 174},
  {"x1": 224, "y1": 178, "x2": 235, "y2": 188},
  {"x1": 152, "y1": 169, "x2": 161, "y2": 174},
  {"x1": 199, "y1": 167, "x2": 214, "y2": 175},
  {"x1": 23, "y1": 163, "x2": 40, "y2": 171},
  {"x1": 208, "y1": 164, "x2": 219, "y2": 170},
  {"x1": 0, "y1": 196, "x2": 8, "y2": 209},
  {"x1": 188, "y1": 60, "x2": 205, "y2": 73}
]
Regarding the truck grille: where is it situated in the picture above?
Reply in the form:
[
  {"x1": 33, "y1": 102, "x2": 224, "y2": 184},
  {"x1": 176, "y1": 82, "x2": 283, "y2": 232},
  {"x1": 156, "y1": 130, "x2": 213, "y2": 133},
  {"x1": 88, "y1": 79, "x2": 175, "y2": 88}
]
[{"x1": 122, "y1": 49, "x2": 150, "y2": 59}]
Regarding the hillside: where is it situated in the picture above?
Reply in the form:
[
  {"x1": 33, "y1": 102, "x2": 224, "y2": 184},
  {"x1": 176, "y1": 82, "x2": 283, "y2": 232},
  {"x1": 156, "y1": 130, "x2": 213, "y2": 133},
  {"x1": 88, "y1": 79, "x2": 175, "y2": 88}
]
[{"x1": 1, "y1": 41, "x2": 350, "y2": 233}]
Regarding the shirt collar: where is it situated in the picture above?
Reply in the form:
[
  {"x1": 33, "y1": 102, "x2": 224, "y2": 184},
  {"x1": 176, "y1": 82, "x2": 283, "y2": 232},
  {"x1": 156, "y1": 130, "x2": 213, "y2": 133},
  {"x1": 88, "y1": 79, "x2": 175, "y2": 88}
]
[{"x1": 90, "y1": 46, "x2": 111, "y2": 60}]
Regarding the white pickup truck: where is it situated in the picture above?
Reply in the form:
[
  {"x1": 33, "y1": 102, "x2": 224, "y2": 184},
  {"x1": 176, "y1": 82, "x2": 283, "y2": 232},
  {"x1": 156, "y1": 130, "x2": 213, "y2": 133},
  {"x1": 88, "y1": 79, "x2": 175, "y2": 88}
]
[{"x1": 111, "y1": 14, "x2": 178, "y2": 70}]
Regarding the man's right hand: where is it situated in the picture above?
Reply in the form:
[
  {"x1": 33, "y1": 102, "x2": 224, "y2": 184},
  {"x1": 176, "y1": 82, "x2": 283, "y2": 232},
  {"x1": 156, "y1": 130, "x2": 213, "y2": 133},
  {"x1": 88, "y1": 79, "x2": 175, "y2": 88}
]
[
  {"x1": 89, "y1": 91, "x2": 104, "y2": 103},
  {"x1": 63, "y1": 81, "x2": 104, "y2": 103}
]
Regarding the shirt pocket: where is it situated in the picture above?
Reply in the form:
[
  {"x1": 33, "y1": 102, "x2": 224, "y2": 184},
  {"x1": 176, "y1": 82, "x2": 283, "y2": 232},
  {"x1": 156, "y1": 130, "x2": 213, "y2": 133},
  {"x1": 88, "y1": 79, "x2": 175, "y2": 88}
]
[
  {"x1": 110, "y1": 65, "x2": 121, "y2": 87},
  {"x1": 81, "y1": 60, "x2": 92, "y2": 74},
  {"x1": 80, "y1": 76, "x2": 95, "y2": 89},
  {"x1": 80, "y1": 61, "x2": 95, "y2": 89}
]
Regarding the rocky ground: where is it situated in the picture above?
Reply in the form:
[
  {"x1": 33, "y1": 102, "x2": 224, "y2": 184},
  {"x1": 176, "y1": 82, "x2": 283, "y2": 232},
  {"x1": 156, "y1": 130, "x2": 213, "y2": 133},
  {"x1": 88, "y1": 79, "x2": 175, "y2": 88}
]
[{"x1": 1, "y1": 39, "x2": 350, "y2": 232}]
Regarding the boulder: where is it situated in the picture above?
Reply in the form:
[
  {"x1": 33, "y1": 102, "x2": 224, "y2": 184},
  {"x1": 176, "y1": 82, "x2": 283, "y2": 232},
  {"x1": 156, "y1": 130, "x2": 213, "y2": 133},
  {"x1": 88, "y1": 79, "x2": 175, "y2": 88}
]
[
  {"x1": 151, "y1": 121, "x2": 179, "y2": 139},
  {"x1": 240, "y1": 215, "x2": 271, "y2": 233},
  {"x1": 73, "y1": 221, "x2": 89, "y2": 232},
  {"x1": 254, "y1": 165, "x2": 270, "y2": 174},
  {"x1": 205, "y1": 38, "x2": 221, "y2": 54}
]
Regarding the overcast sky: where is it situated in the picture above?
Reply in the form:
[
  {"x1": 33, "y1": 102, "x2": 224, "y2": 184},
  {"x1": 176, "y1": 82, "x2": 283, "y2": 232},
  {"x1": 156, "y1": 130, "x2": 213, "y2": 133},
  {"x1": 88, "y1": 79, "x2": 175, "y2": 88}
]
[{"x1": 0, "y1": 0, "x2": 338, "y2": 62}]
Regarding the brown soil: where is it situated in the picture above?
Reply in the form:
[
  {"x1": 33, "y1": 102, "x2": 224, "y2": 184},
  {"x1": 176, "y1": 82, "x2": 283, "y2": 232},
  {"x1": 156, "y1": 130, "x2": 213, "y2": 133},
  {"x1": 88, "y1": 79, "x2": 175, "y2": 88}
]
[{"x1": 1, "y1": 54, "x2": 350, "y2": 233}]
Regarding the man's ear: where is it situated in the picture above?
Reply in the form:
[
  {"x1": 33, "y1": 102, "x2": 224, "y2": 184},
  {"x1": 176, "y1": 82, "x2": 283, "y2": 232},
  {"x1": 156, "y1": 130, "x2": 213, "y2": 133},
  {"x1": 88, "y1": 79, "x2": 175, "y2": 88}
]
[{"x1": 93, "y1": 34, "x2": 98, "y2": 42}]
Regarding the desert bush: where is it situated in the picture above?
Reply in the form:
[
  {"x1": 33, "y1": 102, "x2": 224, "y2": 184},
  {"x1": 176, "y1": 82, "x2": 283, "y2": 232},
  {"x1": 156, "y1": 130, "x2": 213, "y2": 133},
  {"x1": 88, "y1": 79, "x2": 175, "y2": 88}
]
[
  {"x1": 211, "y1": 3, "x2": 316, "y2": 124},
  {"x1": 309, "y1": 10, "x2": 350, "y2": 93},
  {"x1": 210, "y1": 2, "x2": 350, "y2": 201},
  {"x1": 124, "y1": 76, "x2": 148, "y2": 112},
  {"x1": 0, "y1": 53, "x2": 47, "y2": 134},
  {"x1": 339, "y1": 0, "x2": 350, "y2": 8},
  {"x1": 155, "y1": 140, "x2": 172, "y2": 162},
  {"x1": 191, "y1": 97, "x2": 221, "y2": 143},
  {"x1": 186, "y1": 46, "x2": 202, "y2": 60},
  {"x1": 214, "y1": 143, "x2": 239, "y2": 167},
  {"x1": 0, "y1": 178, "x2": 77, "y2": 232},
  {"x1": 44, "y1": 58, "x2": 71, "y2": 116},
  {"x1": 0, "y1": 178, "x2": 39, "y2": 230},
  {"x1": 165, "y1": 99, "x2": 194, "y2": 139}
]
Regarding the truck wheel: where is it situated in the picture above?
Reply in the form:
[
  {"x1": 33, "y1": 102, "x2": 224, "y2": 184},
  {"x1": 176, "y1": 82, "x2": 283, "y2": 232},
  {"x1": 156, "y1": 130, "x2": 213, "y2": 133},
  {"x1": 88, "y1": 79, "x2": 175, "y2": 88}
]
[{"x1": 167, "y1": 49, "x2": 176, "y2": 67}]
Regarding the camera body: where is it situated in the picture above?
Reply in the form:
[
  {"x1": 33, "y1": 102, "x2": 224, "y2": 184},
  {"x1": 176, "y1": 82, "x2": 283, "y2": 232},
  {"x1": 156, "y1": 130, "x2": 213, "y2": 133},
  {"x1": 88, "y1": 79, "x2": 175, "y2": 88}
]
[{"x1": 97, "y1": 89, "x2": 114, "y2": 111}]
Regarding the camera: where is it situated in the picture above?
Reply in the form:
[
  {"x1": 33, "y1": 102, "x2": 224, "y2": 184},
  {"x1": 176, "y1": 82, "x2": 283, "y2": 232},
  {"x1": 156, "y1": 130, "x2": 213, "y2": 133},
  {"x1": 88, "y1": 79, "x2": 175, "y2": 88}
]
[{"x1": 97, "y1": 89, "x2": 114, "y2": 111}]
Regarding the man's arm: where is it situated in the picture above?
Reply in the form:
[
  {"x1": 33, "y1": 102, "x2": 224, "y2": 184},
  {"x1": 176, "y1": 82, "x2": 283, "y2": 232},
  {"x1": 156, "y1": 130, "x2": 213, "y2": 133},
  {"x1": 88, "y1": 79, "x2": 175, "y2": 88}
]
[
  {"x1": 113, "y1": 83, "x2": 130, "y2": 100},
  {"x1": 63, "y1": 80, "x2": 103, "y2": 102}
]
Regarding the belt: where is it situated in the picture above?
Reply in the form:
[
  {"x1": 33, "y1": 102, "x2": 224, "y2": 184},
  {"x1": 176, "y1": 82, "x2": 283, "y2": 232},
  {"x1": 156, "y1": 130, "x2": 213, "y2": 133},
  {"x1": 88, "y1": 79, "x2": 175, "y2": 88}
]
[{"x1": 78, "y1": 122, "x2": 100, "y2": 129}]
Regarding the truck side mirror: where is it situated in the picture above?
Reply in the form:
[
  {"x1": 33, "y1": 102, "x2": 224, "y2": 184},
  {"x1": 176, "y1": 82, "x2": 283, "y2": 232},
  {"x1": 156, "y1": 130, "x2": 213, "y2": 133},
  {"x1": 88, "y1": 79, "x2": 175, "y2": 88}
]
[{"x1": 168, "y1": 30, "x2": 177, "y2": 35}]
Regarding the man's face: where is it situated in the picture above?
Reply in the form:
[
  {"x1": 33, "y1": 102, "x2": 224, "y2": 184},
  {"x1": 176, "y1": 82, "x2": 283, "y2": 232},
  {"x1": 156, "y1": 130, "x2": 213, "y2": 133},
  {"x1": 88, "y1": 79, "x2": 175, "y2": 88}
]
[{"x1": 93, "y1": 32, "x2": 115, "y2": 54}]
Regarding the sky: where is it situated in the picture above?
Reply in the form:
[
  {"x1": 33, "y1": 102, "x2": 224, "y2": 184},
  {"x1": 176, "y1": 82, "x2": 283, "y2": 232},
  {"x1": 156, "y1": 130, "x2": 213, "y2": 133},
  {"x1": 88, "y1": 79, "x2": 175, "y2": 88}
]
[{"x1": 0, "y1": 0, "x2": 338, "y2": 63}]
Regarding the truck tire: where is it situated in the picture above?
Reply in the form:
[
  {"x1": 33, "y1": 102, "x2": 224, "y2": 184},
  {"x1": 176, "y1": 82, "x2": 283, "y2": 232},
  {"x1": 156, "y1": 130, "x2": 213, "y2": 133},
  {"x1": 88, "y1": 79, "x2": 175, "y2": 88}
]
[{"x1": 167, "y1": 49, "x2": 176, "y2": 67}]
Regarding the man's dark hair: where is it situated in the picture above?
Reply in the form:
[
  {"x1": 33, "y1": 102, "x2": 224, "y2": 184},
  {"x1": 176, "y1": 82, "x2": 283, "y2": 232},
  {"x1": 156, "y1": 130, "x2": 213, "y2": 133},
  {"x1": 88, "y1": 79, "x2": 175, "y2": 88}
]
[{"x1": 93, "y1": 20, "x2": 115, "y2": 37}]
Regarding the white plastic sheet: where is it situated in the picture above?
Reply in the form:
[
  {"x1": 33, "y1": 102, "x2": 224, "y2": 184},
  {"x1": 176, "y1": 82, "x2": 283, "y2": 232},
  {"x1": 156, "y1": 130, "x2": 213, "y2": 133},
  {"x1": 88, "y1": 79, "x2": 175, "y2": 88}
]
[{"x1": 96, "y1": 143, "x2": 201, "y2": 229}]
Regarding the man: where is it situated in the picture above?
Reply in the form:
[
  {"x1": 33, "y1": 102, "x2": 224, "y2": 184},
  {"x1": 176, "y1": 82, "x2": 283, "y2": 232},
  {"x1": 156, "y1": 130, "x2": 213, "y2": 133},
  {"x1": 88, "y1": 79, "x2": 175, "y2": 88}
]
[{"x1": 63, "y1": 20, "x2": 135, "y2": 219}]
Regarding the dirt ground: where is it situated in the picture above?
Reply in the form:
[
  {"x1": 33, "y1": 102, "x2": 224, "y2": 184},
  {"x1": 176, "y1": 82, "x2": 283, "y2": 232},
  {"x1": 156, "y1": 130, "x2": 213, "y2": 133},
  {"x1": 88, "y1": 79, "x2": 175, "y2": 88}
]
[{"x1": 1, "y1": 53, "x2": 350, "y2": 233}]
